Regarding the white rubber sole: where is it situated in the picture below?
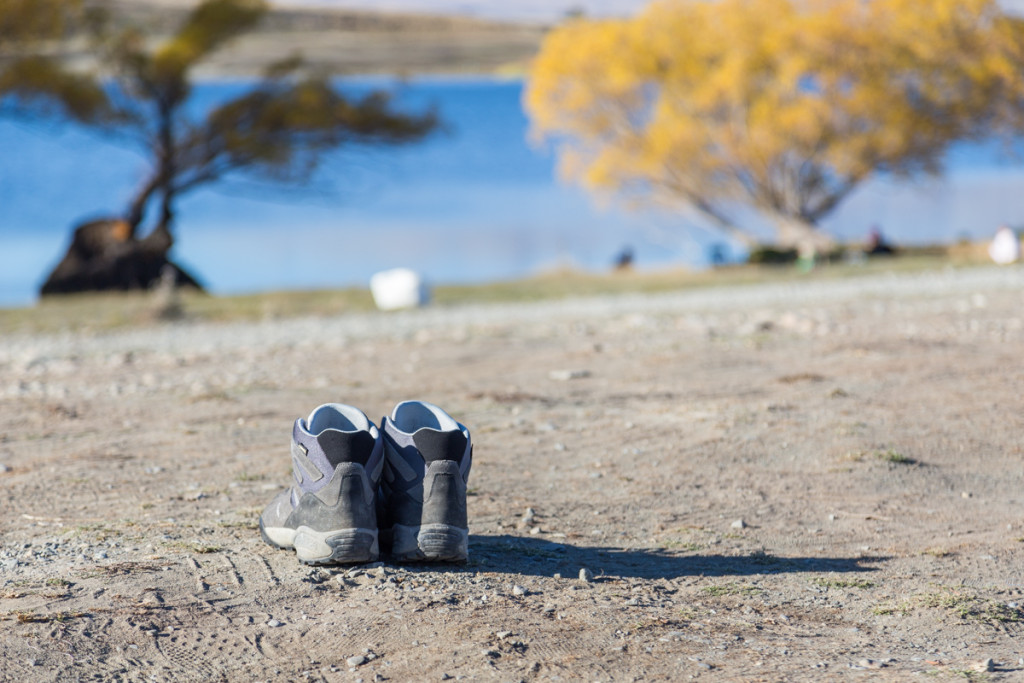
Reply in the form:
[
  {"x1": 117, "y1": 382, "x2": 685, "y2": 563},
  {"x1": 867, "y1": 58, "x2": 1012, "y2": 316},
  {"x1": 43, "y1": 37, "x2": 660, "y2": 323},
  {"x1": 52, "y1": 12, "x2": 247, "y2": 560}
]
[
  {"x1": 391, "y1": 523, "x2": 468, "y2": 562},
  {"x1": 262, "y1": 523, "x2": 378, "y2": 565}
]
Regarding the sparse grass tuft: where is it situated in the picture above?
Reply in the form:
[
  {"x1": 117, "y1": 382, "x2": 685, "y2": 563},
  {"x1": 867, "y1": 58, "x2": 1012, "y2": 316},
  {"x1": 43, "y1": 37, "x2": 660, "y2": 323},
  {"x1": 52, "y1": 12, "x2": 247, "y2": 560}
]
[
  {"x1": 661, "y1": 540, "x2": 703, "y2": 552},
  {"x1": 628, "y1": 616, "x2": 684, "y2": 633},
  {"x1": 876, "y1": 449, "x2": 913, "y2": 464},
  {"x1": 217, "y1": 519, "x2": 258, "y2": 530},
  {"x1": 677, "y1": 606, "x2": 709, "y2": 621},
  {"x1": 841, "y1": 448, "x2": 918, "y2": 465},
  {"x1": 12, "y1": 610, "x2": 85, "y2": 623},
  {"x1": 980, "y1": 602, "x2": 1024, "y2": 624},
  {"x1": 65, "y1": 523, "x2": 118, "y2": 543},
  {"x1": 893, "y1": 588, "x2": 1024, "y2": 625},
  {"x1": 77, "y1": 561, "x2": 168, "y2": 578},
  {"x1": 703, "y1": 582, "x2": 762, "y2": 597},
  {"x1": 872, "y1": 602, "x2": 912, "y2": 616},
  {"x1": 918, "y1": 590, "x2": 980, "y2": 619},
  {"x1": 811, "y1": 576, "x2": 875, "y2": 590}
]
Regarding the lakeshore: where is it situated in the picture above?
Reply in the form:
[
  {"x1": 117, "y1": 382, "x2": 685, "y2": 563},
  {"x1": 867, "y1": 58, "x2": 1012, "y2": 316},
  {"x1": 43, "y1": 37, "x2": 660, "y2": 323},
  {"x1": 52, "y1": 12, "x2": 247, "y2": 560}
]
[{"x1": 5, "y1": 75, "x2": 1024, "y2": 309}]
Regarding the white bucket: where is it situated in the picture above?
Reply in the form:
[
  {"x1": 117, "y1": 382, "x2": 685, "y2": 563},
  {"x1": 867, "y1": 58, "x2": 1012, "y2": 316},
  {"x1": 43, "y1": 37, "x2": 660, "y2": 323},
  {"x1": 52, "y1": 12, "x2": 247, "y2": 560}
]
[{"x1": 369, "y1": 268, "x2": 431, "y2": 311}]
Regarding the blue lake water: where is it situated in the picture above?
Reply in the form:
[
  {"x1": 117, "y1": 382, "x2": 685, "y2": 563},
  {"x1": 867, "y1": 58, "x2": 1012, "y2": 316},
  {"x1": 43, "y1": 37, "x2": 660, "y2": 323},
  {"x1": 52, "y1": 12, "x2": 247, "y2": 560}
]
[{"x1": 2, "y1": 76, "x2": 1024, "y2": 307}]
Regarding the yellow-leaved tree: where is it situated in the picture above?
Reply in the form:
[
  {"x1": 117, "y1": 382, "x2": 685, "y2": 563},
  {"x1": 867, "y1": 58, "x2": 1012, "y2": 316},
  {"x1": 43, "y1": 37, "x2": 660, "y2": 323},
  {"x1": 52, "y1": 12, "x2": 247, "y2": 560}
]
[{"x1": 525, "y1": 0, "x2": 1024, "y2": 251}]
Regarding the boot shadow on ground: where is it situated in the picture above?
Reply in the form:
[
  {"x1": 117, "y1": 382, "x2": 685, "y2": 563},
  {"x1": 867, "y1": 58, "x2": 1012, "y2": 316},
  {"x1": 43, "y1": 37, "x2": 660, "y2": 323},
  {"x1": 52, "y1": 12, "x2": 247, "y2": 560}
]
[{"x1": 398, "y1": 535, "x2": 889, "y2": 579}]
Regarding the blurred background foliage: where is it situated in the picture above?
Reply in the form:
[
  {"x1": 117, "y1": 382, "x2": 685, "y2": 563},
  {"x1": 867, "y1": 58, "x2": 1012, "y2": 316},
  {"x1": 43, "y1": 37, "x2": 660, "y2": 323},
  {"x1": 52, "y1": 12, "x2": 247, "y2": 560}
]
[
  {"x1": 2, "y1": 0, "x2": 1022, "y2": 306},
  {"x1": 526, "y1": 0, "x2": 1024, "y2": 252},
  {"x1": 3, "y1": 0, "x2": 439, "y2": 294}
]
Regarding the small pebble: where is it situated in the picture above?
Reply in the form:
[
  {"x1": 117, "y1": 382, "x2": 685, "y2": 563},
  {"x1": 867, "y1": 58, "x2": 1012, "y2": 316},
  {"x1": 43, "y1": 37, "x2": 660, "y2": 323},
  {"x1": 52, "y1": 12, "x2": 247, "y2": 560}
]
[
  {"x1": 579, "y1": 568, "x2": 593, "y2": 583},
  {"x1": 266, "y1": 619, "x2": 283, "y2": 627},
  {"x1": 347, "y1": 655, "x2": 367, "y2": 668},
  {"x1": 512, "y1": 585, "x2": 527, "y2": 597},
  {"x1": 0, "y1": 464, "x2": 11, "y2": 473},
  {"x1": 975, "y1": 659, "x2": 995, "y2": 673},
  {"x1": 856, "y1": 658, "x2": 887, "y2": 669},
  {"x1": 731, "y1": 519, "x2": 747, "y2": 529},
  {"x1": 553, "y1": 572, "x2": 562, "y2": 580}
]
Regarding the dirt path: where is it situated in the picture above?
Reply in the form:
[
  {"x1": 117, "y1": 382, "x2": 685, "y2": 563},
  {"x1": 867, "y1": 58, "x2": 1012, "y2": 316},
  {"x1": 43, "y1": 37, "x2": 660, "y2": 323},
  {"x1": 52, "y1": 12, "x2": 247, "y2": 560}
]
[{"x1": 2, "y1": 267, "x2": 1024, "y2": 681}]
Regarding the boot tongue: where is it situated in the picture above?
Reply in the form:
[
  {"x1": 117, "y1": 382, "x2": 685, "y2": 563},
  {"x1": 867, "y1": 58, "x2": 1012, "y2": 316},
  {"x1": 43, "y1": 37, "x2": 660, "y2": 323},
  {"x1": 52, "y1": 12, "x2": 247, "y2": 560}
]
[
  {"x1": 317, "y1": 429, "x2": 375, "y2": 467},
  {"x1": 412, "y1": 428, "x2": 468, "y2": 464}
]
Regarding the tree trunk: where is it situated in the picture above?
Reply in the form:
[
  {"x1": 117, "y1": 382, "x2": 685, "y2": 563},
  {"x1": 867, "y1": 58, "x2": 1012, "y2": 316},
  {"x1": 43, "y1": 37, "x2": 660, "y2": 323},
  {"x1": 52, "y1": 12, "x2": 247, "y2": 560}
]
[
  {"x1": 768, "y1": 214, "x2": 836, "y2": 254},
  {"x1": 39, "y1": 217, "x2": 202, "y2": 296},
  {"x1": 41, "y1": 101, "x2": 200, "y2": 297}
]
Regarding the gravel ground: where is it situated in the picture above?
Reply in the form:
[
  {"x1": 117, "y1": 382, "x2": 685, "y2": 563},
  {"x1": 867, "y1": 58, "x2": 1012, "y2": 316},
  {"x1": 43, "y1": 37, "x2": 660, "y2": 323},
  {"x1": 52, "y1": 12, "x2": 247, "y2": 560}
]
[{"x1": 2, "y1": 265, "x2": 1024, "y2": 681}]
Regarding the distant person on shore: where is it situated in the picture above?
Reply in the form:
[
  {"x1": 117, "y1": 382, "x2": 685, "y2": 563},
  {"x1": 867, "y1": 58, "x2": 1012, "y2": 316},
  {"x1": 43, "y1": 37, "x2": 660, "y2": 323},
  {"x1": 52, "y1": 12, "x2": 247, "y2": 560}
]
[
  {"x1": 708, "y1": 243, "x2": 727, "y2": 266},
  {"x1": 865, "y1": 225, "x2": 894, "y2": 256},
  {"x1": 988, "y1": 224, "x2": 1021, "y2": 265},
  {"x1": 613, "y1": 245, "x2": 634, "y2": 271}
]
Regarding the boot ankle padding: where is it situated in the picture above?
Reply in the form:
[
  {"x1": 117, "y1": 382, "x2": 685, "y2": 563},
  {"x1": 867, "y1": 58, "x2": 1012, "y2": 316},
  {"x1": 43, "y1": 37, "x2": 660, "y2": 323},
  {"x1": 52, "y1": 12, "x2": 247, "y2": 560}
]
[{"x1": 413, "y1": 429, "x2": 469, "y2": 464}]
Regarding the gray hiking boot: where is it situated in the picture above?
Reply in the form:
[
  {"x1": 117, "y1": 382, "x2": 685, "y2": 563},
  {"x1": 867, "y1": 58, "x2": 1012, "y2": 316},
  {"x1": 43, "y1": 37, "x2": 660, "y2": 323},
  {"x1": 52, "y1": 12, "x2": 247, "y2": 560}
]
[
  {"x1": 259, "y1": 403, "x2": 384, "y2": 565},
  {"x1": 380, "y1": 401, "x2": 472, "y2": 562}
]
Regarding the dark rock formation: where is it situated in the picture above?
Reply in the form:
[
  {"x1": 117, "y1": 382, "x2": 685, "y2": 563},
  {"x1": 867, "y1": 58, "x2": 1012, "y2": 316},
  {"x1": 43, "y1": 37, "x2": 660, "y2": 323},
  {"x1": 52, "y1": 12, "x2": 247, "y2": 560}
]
[{"x1": 40, "y1": 218, "x2": 203, "y2": 296}]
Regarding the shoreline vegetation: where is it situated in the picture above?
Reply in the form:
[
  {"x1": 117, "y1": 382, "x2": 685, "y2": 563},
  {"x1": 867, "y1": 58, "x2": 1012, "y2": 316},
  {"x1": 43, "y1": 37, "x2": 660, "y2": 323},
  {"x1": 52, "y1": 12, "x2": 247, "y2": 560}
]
[
  {"x1": 10, "y1": 1, "x2": 1008, "y2": 320},
  {"x1": 0, "y1": 245, "x2": 995, "y2": 333},
  {"x1": 62, "y1": 0, "x2": 549, "y2": 77}
]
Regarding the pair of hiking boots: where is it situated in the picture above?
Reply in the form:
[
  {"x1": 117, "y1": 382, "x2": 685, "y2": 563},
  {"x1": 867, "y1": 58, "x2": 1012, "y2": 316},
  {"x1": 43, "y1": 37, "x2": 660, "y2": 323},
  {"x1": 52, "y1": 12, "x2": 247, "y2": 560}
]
[{"x1": 259, "y1": 401, "x2": 472, "y2": 565}]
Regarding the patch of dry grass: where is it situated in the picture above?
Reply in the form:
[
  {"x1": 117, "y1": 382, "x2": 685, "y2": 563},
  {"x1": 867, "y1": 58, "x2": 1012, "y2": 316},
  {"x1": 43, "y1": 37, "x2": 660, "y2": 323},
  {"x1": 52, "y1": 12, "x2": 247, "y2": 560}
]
[{"x1": 0, "y1": 253, "x2": 984, "y2": 335}]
